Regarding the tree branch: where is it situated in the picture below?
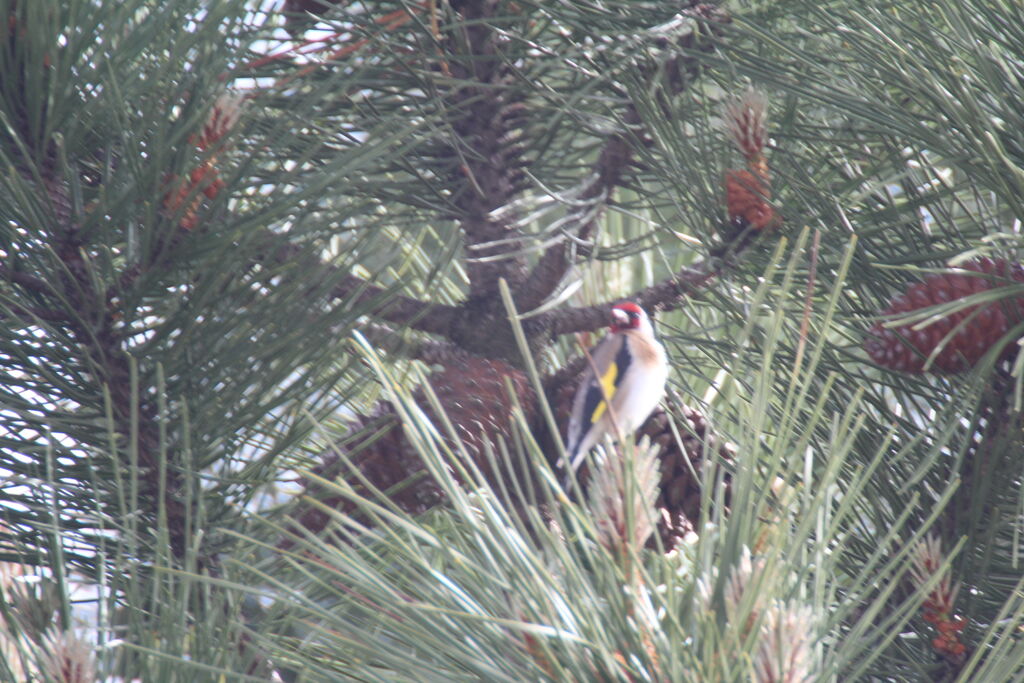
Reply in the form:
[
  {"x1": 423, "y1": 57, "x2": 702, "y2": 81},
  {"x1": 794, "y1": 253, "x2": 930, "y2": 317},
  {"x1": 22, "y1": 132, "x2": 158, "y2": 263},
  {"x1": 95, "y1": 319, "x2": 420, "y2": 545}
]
[
  {"x1": 514, "y1": 4, "x2": 730, "y2": 314},
  {"x1": 0, "y1": 303, "x2": 71, "y2": 324},
  {"x1": 0, "y1": 264, "x2": 58, "y2": 295},
  {"x1": 443, "y1": 3, "x2": 530, "y2": 300},
  {"x1": 0, "y1": 263, "x2": 73, "y2": 321},
  {"x1": 532, "y1": 252, "x2": 728, "y2": 337},
  {"x1": 331, "y1": 275, "x2": 461, "y2": 338},
  {"x1": 514, "y1": 111, "x2": 640, "y2": 314},
  {"x1": 359, "y1": 322, "x2": 470, "y2": 365}
]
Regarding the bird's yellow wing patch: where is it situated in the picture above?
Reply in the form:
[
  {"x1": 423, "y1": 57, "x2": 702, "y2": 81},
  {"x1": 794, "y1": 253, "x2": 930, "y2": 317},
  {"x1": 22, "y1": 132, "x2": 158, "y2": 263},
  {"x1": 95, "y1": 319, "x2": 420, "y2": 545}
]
[{"x1": 589, "y1": 361, "x2": 618, "y2": 423}]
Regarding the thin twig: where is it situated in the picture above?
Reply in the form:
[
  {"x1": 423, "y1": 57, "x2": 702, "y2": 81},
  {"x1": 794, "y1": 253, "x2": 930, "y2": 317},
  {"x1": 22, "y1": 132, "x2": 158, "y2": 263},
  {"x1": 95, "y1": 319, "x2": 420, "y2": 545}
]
[
  {"x1": 534, "y1": 222, "x2": 756, "y2": 337},
  {"x1": 514, "y1": 114, "x2": 638, "y2": 313},
  {"x1": 262, "y1": 7, "x2": 421, "y2": 90}
]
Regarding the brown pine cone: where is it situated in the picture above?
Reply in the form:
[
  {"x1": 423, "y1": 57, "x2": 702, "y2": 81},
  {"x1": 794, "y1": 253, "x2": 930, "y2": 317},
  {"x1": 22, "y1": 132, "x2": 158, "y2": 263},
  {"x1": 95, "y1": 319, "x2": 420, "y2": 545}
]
[
  {"x1": 427, "y1": 357, "x2": 535, "y2": 472},
  {"x1": 294, "y1": 357, "x2": 536, "y2": 540},
  {"x1": 641, "y1": 403, "x2": 734, "y2": 548},
  {"x1": 864, "y1": 258, "x2": 1024, "y2": 373},
  {"x1": 724, "y1": 168, "x2": 779, "y2": 232},
  {"x1": 722, "y1": 88, "x2": 779, "y2": 233}
]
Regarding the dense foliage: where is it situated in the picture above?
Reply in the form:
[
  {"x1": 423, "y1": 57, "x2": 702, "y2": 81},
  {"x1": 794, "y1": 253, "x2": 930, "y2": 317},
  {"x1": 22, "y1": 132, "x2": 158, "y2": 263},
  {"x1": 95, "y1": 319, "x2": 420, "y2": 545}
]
[{"x1": 0, "y1": 0, "x2": 1022, "y2": 680}]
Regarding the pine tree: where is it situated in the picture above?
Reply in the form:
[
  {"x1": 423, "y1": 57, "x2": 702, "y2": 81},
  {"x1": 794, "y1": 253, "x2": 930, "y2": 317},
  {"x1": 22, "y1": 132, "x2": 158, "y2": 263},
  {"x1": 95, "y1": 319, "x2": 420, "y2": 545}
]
[{"x1": 1, "y1": 0, "x2": 1023, "y2": 681}]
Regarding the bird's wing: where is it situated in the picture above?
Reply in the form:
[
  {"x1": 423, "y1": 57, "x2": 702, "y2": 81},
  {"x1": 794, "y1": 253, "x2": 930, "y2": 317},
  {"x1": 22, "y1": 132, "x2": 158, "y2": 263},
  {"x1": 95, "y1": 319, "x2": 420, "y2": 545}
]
[{"x1": 566, "y1": 333, "x2": 632, "y2": 457}]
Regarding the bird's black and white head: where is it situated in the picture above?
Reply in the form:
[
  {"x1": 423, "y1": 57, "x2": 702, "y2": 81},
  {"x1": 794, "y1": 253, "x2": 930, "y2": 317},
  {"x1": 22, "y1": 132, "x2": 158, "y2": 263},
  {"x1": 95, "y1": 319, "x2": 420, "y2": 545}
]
[{"x1": 610, "y1": 301, "x2": 655, "y2": 337}]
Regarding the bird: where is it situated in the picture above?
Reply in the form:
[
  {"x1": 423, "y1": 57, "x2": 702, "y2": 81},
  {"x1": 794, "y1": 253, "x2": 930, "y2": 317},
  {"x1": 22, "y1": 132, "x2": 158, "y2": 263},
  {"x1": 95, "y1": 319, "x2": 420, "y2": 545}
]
[{"x1": 564, "y1": 301, "x2": 669, "y2": 472}]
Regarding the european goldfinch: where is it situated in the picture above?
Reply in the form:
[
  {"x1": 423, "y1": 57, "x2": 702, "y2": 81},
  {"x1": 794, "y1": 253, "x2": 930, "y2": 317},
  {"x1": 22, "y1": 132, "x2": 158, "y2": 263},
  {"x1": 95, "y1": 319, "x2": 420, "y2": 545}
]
[{"x1": 564, "y1": 301, "x2": 669, "y2": 471}]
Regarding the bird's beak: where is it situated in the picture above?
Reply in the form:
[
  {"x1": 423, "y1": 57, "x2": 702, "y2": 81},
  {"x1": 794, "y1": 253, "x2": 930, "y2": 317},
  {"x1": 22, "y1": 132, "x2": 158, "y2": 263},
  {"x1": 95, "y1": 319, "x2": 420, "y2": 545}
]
[{"x1": 611, "y1": 308, "x2": 629, "y2": 326}]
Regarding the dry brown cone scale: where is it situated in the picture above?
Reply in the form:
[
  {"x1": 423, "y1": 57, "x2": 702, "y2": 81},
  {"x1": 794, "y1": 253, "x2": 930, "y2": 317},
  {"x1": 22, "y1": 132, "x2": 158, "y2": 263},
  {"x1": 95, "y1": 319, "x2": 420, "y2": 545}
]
[{"x1": 645, "y1": 401, "x2": 735, "y2": 546}]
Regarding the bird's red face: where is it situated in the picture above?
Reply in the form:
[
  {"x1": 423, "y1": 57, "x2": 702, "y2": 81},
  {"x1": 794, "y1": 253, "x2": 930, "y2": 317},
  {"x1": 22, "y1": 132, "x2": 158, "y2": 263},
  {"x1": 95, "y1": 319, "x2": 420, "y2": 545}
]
[{"x1": 610, "y1": 302, "x2": 644, "y2": 332}]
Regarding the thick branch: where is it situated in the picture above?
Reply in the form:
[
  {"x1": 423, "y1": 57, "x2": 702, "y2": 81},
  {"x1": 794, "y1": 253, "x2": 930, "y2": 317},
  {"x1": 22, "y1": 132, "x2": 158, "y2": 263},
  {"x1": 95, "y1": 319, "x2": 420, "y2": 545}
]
[
  {"x1": 0, "y1": 264, "x2": 57, "y2": 295},
  {"x1": 15, "y1": 160, "x2": 196, "y2": 560},
  {"x1": 0, "y1": 266, "x2": 71, "y2": 321},
  {"x1": 534, "y1": 256, "x2": 723, "y2": 337},
  {"x1": 331, "y1": 275, "x2": 460, "y2": 337},
  {"x1": 444, "y1": 3, "x2": 529, "y2": 299},
  {"x1": 0, "y1": 303, "x2": 71, "y2": 324}
]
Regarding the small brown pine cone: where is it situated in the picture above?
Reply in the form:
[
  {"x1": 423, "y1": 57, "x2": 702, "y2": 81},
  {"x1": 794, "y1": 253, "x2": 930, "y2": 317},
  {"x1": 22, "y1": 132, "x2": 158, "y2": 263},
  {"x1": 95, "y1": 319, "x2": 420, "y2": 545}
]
[
  {"x1": 864, "y1": 258, "x2": 1024, "y2": 373},
  {"x1": 640, "y1": 404, "x2": 735, "y2": 549},
  {"x1": 724, "y1": 88, "x2": 768, "y2": 164},
  {"x1": 724, "y1": 168, "x2": 779, "y2": 231},
  {"x1": 289, "y1": 407, "x2": 438, "y2": 546}
]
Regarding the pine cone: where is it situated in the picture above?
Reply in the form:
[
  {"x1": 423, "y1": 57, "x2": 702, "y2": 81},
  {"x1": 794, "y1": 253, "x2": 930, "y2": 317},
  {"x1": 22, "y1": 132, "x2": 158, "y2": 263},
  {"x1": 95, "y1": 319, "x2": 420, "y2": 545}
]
[
  {"x1": 724, "y1": 168, "x2": 778, "y2": 232},
  {"x1": 427, "y1": 357, "x2": 535, "y2": 470},
  {"x1": 641, "y1": 403, "x2": 734, "y2": 548},
  {"x1": 864, "y1": 258, "x2": 1024, "y2": 373},
  {"x1": 722, "y1": 88, "x2": 779, "y2": 233},
  {"x1": 294, "y1": 357, "x2": 536, "y2": 540}
]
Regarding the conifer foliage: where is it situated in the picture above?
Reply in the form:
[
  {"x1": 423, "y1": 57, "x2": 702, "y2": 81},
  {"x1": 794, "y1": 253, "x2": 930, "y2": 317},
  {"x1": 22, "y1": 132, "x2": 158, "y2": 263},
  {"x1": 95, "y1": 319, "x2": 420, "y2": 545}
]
[{"x1": 0, "y1": 0, "x2": 1023, "y2": 681}]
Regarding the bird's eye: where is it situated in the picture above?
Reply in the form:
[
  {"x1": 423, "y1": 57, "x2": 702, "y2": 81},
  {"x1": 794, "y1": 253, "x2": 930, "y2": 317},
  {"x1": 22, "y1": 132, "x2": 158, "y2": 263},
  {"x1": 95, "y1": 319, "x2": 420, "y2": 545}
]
[{"x1": 629, "y1": 312, "x2": 639, "y2": 319}]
